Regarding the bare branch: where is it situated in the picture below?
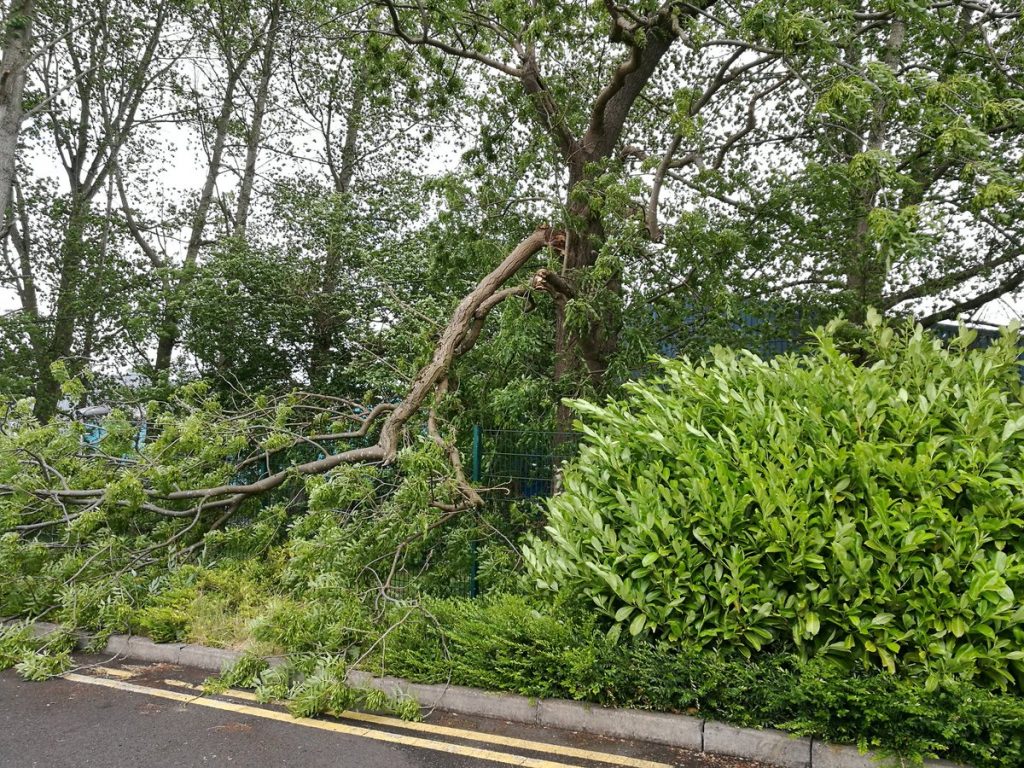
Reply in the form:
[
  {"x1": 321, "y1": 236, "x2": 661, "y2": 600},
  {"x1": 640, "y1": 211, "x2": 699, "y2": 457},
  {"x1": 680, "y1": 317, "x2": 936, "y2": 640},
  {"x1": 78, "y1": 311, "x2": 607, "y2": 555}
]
[
  {"x1": 646, "y1": 133, "x2": 681, "y2": 242},
  {"x1": 380, "y1": 0, "x2": 524, "y2": 77}
]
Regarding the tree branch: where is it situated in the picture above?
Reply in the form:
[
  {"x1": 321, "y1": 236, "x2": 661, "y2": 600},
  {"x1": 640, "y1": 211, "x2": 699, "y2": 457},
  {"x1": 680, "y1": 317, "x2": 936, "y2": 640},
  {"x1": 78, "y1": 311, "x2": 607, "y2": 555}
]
[
  {"x1": 381, "y1": 0, "x2": 524, "y2": 77},
  {"x1": 918, "y1": 265, "x2": 1024, "y2": 326},
  {"x1": 4, "y1": 227, "x2": 558, "y2": 529}
]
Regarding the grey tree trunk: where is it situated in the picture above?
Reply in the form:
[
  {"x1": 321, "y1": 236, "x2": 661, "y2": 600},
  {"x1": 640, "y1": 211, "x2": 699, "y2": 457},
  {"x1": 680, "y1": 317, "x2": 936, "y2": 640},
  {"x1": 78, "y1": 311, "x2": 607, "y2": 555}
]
[
  {"x1": 234, "y1": 0, "x2": 280, "y2": 235},
  {"x1": 0, "y1": 0, "x2": 35, "y2": 223},
  {"x1": 153, "y1": 62, "x2": 247, "y2": 374}
]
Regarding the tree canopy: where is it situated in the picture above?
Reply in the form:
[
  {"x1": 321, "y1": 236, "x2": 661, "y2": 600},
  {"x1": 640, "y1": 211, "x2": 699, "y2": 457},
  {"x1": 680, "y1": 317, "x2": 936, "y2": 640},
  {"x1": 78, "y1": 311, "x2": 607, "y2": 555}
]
[{"x1": 0, "y1": 0, "x2": 1021, "y2": 595}]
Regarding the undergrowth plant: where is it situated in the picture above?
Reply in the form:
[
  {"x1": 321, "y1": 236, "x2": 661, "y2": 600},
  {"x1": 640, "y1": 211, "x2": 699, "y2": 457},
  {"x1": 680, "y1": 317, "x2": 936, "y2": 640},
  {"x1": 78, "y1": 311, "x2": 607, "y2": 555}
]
[
  {"x1": 381, "y1": 595, "x2": 1024, "y2": 767},
  {"x1": 0, "y1": 622, "x2": 75, "y2": 680},
  {"x1": 4, "y1": 314, "x2": 1024, "y2": 765},
  {"x1": 525, "y1": 314, "x2": 1024, "y2": 690},
  {"x1": 206, "y1": 654, "x2": 421, "y2": 721}
]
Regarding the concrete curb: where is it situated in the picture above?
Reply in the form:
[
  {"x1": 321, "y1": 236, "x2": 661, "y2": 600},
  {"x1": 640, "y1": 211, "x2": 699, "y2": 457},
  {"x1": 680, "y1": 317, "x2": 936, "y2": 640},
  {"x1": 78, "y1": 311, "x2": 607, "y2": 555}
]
[
  {"x1": 704, "y1": 721, "x2": 809, "y2": 768},
  {"x1": 4, "y1": 621, "x2": 969, "y2": 768}
]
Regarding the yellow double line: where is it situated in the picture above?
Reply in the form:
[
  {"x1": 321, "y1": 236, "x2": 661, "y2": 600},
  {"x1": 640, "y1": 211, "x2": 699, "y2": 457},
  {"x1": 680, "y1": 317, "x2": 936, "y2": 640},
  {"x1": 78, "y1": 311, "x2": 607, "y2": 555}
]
[{"x1": 65, "y1": 672, "x2": 673, "y2": 768}]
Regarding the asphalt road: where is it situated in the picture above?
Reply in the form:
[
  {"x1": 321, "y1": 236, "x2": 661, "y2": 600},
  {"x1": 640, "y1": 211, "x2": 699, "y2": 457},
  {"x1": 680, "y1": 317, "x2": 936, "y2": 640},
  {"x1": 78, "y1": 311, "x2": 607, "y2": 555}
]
[{"x1": 0, "y1": 658, "x2": 773, "y2": 768}]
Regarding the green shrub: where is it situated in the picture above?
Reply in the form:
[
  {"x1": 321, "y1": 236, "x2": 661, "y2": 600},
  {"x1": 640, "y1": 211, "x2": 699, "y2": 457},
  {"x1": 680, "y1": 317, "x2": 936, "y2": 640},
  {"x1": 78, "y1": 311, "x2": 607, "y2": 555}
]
[
  {"x1": 249, "y1": 594, "x2": 373, "y2": 656},
  {"x1": 524, "y1": 314, "x2": 1024, "y2": 689},
  {"x1": 382, "y1": 594, "x2": 600, "y2": 700},
  {"x1": 132, "y1": 575, "x2": 198, "y2": 643},
  {"x1": 380, "y1": 595, "x2": 1024, "y2": 766},
  {"x1": 132, "y1": 604, "x2": 190, "y2": 643}
]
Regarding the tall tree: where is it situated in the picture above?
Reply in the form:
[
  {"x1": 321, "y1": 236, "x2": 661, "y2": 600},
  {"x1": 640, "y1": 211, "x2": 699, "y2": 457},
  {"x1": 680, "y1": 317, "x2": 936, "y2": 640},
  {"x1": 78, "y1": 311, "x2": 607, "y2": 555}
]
[
  {"x1": 0, "y1": 0, "x2": 35, "y2": 222},
  {"x1": 1, "y1": 0, "x2": 179, "y2": 418},
  {"x1": 116, "y1": 0, "x2": 281, "y2": 377},
  {"x1": 367, "y1": 0, "x2": 807, "y2": 425},
  {"x1": 689, "y1": 0, "x2": 1023, "y2": 326}
]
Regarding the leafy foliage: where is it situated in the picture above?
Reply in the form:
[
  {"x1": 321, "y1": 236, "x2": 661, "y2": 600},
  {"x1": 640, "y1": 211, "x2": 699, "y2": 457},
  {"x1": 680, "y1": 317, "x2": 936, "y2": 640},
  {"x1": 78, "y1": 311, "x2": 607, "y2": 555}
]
[
  {"x1": 206, "y1": 653, "x2": 421, "y2": 721},
  {"x1": 525, "y1": 314, "x2": 1024, "y2": 689},
  {"x1": 382, "y1": 595, "x2": 1024, "y2": 767},
  {"x1": 203, "y1": 653, "x2": 270, "y2": 693},
  {"x1": 2, "y1": 0, "x2": 1022, "y2": 762},
  {"x1": 14, "y1": 645, "x2": 72, "y2": 681},
  {"x1": 0, "y1": 623, "x2": 38, "y2": 671},
  {"x1": 0, "y1": 623, "x2": 75, "y2": 680}
]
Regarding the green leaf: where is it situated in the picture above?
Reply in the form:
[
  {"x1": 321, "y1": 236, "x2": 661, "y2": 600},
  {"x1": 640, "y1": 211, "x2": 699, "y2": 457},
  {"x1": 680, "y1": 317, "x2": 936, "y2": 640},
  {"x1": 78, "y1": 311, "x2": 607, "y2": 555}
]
[
  {"x1": 614, "y1": 605, "x2": 634, "y2": 622},
  {"x1": 805, "y1": 612, "x2": 820, "y2": 637},
  {"x1": 629, "y1": 613, "x2": 647, "y2": 637}
]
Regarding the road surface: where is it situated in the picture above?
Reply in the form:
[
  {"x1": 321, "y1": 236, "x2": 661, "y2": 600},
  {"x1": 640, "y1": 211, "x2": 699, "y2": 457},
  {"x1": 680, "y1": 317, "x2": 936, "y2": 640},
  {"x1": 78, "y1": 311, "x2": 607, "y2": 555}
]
[{"x1": 0, "y1": 656, "x2": 773, "y2": 768}]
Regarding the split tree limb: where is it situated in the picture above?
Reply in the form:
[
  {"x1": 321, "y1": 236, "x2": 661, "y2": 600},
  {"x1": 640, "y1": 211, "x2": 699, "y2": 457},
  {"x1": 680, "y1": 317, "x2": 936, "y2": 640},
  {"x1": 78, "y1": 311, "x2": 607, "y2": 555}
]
[{"x1": 3, "y1": 226, "x2": 558, "y2": 528}]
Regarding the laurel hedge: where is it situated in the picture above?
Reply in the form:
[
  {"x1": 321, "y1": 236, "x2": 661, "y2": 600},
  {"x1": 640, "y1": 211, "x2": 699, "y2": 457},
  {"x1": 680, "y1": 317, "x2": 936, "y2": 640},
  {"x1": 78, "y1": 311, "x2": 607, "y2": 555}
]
[{"x1": 524, "y1": 314, "x2": 1024, "y2": 690}]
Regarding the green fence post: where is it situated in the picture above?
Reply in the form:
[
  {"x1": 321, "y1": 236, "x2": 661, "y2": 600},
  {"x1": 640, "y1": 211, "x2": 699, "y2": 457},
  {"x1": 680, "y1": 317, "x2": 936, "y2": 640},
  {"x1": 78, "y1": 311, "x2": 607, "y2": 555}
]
[
  {"x1": 469, "y1": 425, "x2": 482, "y2": 598},
  {"x1": 471, "y1": 424, "x2": 482, "y2": 483}
]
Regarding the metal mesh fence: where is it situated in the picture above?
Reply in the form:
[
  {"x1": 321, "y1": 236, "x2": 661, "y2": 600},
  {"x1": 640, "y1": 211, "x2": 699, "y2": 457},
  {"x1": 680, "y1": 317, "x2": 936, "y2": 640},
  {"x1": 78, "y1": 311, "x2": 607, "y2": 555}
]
[{"x1": 473, "y1": 427, "x2": 579, "y2": 500}]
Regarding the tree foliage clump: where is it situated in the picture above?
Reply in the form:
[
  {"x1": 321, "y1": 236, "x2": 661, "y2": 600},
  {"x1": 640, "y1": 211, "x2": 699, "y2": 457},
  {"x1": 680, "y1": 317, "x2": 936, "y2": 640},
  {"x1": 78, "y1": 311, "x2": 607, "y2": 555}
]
[{"x1": 525, "y1": 314, "x2": 1024, "y2": 690}]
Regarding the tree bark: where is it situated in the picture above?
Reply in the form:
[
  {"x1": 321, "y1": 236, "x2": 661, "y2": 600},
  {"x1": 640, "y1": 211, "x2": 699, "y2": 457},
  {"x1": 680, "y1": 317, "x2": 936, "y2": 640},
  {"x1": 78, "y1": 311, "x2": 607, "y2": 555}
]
[
  {"x1": 154, "y1": 58, "x2": 249, "y2": 374},
  {"x1": 543, "y1": 11, "x2": 685, "y2": 424},
  {"x1": 0, "y1": 0, "x2": 34, "y2": 224},
  {"x1": 378, "y1": 226, "x2": 554, "y2": 457},
  {"x1": 234, "y1": 0, "x2": 280, "y2": 236}
]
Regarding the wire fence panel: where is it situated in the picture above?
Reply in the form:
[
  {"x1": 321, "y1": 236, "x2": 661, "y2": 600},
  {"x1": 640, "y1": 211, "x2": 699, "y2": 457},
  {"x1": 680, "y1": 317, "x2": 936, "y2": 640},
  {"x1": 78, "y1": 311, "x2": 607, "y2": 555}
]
[{"x1": 473, "y1": 427, "x2": 579, "y2": 500}]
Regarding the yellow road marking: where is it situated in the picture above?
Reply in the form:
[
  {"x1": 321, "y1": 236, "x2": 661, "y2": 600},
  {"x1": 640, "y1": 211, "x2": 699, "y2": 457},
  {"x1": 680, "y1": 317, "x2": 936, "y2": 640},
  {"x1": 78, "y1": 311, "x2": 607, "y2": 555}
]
[
  {"x1": 160, "y1": 678, "x2": 671, "y2": 768},
  {"x1": 91, "y1": 666, "x2": 135, "y2": 679},
  {"x1": 62, "y1": 673, "x2": 590, "y2": 768},
  {"x1": 163, "y1": 679, "x2": 262, "y2": 702}
]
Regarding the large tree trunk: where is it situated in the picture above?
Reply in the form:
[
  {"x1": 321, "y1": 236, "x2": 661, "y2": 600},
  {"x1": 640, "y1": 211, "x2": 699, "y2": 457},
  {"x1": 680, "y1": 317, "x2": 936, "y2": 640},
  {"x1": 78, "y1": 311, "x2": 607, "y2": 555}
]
[
  {"x1": 153, "y1": 64, "x2": 245, "y2": 374},
  {"x1": 552, "y1": 179, "x2": 612, "y2": 429},
  {"x1": 0, "y1": 0, "x2": 34, "y2": 223},
  {"x1": 34, "y1": 194, "x2": 89, "y2": 420},
  {"x1": 234, "y1": 0, "x2": 280, "y2": 236},
  {"x1": 538, "y1": 16, "x2": 679, "y2": 428}
]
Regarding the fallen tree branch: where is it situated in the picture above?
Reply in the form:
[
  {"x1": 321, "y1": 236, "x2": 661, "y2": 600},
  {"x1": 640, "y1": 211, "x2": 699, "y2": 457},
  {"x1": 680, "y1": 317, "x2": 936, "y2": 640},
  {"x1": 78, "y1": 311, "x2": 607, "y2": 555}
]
[
  {"x1": 427, "y1": 377, "x2": 483, "y2": 511},
  {"x1": 4, "y1": 225, "x2": 557, "y2": 537}
]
